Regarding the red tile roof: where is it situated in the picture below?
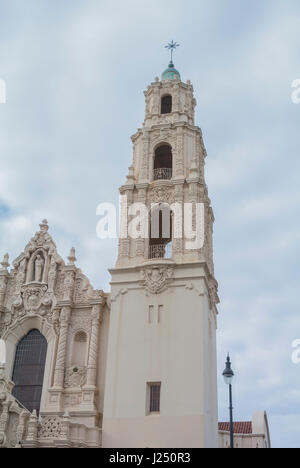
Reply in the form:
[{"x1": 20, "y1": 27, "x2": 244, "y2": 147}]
[{"x1": 218, "y1": 422, "x2": 252, "y2": 434}]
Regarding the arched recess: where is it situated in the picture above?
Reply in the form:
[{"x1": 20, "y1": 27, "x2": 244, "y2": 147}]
[
  {"x1": 26, "y1": 248, "x2": 49, "y2": 283},
  {"x1": 12, "y1": 329, "x2": 47, "y2": 414},
  {"x1": 149, "y1": 203, "x2": 172, "y2": 259},
  {"x1": 72, "y1": 330, "x2": 88, "y2": 367},
  {"x1": 153, "y1": 144, "x2": 172, "y2": 180},
  {"x1": 161, "y1": 94, "x2": 172, "y2": 114},
  {"x1": 2, "y1": 315, "x2": 56, "y2": 410}
]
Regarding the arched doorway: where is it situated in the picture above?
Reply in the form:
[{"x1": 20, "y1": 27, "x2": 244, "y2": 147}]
[{"x1": 12, "y1": 329, "x2": 47, "y2": 414}]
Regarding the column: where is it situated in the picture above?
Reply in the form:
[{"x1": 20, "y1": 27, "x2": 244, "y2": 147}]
[
  {"x1": 53, "y1": 306, "x2": 70, "y2": 388},
  {"x1": 85, "y1": 302, "x2": 103, "y2": 388}
]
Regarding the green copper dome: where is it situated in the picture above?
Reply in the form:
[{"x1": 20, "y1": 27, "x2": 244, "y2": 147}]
[{"x1": 161, "y1": 61, "x2": 181, "y2": 81}]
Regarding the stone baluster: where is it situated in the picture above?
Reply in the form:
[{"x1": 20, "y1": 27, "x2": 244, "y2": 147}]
[
  {"x1": 85, "y1": 302, "x2": 103, "y2": 388},
  {"x1": 53, "y1": 307, "x2": 71, "y2": 388}
]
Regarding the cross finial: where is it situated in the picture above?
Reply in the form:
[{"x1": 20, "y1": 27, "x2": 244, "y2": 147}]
[{"x1": 165, "y1": 40, "x2": 180, "y2": 63}]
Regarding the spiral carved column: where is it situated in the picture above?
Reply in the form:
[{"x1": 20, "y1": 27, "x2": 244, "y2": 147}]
[
  {"x1": 86, "y1": 304, "x2": 102, "y2": 388},
  {"x1": 53, "y1": 307, "x2": 70, "y2": 388}
]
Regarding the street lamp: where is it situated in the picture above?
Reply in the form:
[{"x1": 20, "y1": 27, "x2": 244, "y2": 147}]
[{"x1": 222, "y1": 354, "x2": 234, "y2": 449}]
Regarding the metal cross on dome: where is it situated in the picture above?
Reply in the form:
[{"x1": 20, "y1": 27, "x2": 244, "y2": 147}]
[{"x1": 165, "y1": 40, "x2": 180, "y2": 62}]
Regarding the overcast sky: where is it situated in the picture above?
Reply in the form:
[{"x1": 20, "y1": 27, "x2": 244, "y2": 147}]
[{"x1": 0, "y1": 0, "x2": 299, "y2": 448}]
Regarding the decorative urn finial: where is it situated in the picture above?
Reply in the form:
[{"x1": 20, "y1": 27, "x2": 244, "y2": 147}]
[
  {"x1": 0, "y1": 253, "x2": 9, "y2": 271},
  {"x1": 67, "y1": 247, "x2": 77, "y2": 266}
]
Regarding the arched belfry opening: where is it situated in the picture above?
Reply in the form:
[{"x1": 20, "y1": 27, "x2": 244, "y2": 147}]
[
  {"x1": 161, "y1": 94, "x2": 172, "y2": 114},
  {"x1": 149, "y1": 204, "x2": 172, "y2": 259},
  {"x1": 153, "y1": 144, "x2": 172, "y2": 180},
  {"x1": 12, "y1": 329, "x2": 47, "y2": 414}
]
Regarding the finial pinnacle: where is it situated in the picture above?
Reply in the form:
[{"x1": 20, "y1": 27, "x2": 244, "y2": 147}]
[
  {"x1": 67, "y1": 247, "x2": 77, "y2": 266},
  {"x1": 0, "y1": 253, "x2": 9, "y2": 271},
  {"x1": 126, "y1": 165, "x2": 135, "y2": 184}
]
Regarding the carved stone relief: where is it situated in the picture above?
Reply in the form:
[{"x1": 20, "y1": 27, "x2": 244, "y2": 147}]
[
  {"x1": 38, "y1": 416, "x2": 62, "y2": 439},
  {"x1": 64, "y1": 366, "x2": 87, "y2": 389},
  {"x1": 140, "y1": 265, "x2": 174, "y2": 294}
]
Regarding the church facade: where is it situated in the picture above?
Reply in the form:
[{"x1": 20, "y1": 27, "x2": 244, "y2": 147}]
[{"x1": 0, "y1": 60, "x2": 269, "y2": 448}]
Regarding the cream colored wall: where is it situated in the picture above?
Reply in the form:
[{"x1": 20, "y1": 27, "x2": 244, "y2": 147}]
[
  {"x1": 96, "y1": 304, "x2": 110, "y2": 415},
  {"x1": 102, "y1": 264, "x2": 218, "y2": 448}
]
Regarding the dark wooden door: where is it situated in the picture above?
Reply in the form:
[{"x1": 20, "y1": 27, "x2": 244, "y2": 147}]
[{"x1": 12, "y1": 329, "x2": 47, "y2": 414}]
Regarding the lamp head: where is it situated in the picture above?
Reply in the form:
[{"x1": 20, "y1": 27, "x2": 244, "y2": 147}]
[{"x1": 222, "y1": 354, "x2": 234, "y2": 385}]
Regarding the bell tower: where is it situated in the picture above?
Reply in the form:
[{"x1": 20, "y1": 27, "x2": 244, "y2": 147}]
[{"x1": 103, "y1": 50, "x2": 219, "y2": 448}]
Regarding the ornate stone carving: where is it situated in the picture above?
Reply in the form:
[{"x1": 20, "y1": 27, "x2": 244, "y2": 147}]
[
  {"x1": 119, "y1": 239, "x2": 130, "y2": 258},
  {"x1": 22, "y1": 283, "x2": 50, "y2": 314},
  {"x1": 64, "y1": 366, "x2": 87, "y2": 388},
  {"x1": 140, "y1": 265, "x2": 174, "y2": 294},
  {"x1": 53, "y1": 307, "x2": 71, "y2": 388},
  {"x1": 39, "y1": 416, "x2": 62, "y2": 439},
  {"x1": 73, "y1": 274, "x2": 96, "y2": 304},
  {"x1": 207, "y1": 276, "x2": 219, "y2": 308},
  {"x1": 63, "y1": 269, "x2": 76, "y2": 302},
  {"x1": 15, "y1": 258, "x2": 27, "y2": 294},
  {"x1": 71, "y1": 310, "x2": 91, "y2": 332},
  {"x1": 0, "y1": 364, "x2": 30, "y2": 448},
  {"x1": 34, "y1": 254, "x2": 45, "y2": 282},
  {"x1": 151, "y1": 186, "x2": 174, "y2": 205},
  {"x1": 48, "y1": 256, "x2": 57, "y2": 292},
  {"x1": 0, "y1": 254, "x2": 9, "y2": 271}
]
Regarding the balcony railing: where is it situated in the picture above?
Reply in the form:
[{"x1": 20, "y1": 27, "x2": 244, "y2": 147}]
[
  {"x1": 149, "y1": 242, "x2": 172, "y2": 259},
  {"x1": 153, "y1": 168, "x2": 172, "y2": 181}
]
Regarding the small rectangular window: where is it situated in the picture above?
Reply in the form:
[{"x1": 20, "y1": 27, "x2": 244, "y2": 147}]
[{"x1": 148, "y1": 382, "x2": 161, "y2": 413}]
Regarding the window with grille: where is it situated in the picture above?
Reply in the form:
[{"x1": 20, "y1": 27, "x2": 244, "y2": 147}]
[
  {"x1": 12, "y1": 329, "x2": 47, "y2": 414},
  {"x1": 161, "y1": 95, "x2": 172, "y2": 114},
  {"x1": 148, "y1": 382, "x2": 161, "y2": 413}
]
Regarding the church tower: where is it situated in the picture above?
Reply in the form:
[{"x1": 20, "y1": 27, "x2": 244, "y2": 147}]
[{"x1": 102, "y1": 52, "x2": 219, "y2": 448}]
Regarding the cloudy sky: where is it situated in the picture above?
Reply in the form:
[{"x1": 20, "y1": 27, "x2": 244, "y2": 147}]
[{"x1": 0, "y1": 0, "x2": 299, "y2": 448}]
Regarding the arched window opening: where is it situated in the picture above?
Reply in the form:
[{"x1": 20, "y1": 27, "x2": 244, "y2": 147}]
[
  {"x1": 153, "y1": 145, "x2": 172, "y2": 180},
  {"x1": 161, "y1": 95, "x2": 172, "y2": 114},
  {"x1": 149, "y1": 204, "x2": 172, "y2": 259},
  {"x1": 12, "y1": 329, "x2": 47, "y2": 414},
  {"x1": 72, "y1": 331, "x2": 87, "y2": 367}
]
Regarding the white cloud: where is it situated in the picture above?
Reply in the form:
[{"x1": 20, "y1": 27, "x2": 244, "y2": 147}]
[{"x1": 0, "y1": 0, "x2": 300, "y2": 447}]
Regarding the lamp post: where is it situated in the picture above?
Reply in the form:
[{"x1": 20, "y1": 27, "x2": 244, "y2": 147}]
[{"x1": 222, "y1": 354, "x2": 234, "y2": 449}]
